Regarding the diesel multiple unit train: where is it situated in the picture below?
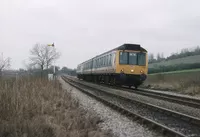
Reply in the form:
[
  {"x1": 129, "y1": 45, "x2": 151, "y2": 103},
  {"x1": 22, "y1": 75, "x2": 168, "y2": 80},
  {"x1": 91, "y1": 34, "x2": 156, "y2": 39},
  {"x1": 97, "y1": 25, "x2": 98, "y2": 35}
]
[{"x1": 76, "y1": 44, "x2": 148, "y2": 88}]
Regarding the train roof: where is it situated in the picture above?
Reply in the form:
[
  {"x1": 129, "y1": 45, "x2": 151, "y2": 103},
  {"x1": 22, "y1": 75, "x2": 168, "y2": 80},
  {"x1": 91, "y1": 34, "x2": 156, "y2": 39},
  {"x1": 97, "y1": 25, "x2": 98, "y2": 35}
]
[
  {"x1": 111, "y1": 43, "x2": 147, "y2": 52},
  {"x1": 78, "y1": 43, "x2": 147, "y2": 66}
]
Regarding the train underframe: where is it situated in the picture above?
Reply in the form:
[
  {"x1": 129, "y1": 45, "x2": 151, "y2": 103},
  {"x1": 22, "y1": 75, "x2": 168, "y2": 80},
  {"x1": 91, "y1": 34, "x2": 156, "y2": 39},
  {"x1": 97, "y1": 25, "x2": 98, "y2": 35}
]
[{"x1": 77, "y1": 73, "x2": 147, "y2": 89}]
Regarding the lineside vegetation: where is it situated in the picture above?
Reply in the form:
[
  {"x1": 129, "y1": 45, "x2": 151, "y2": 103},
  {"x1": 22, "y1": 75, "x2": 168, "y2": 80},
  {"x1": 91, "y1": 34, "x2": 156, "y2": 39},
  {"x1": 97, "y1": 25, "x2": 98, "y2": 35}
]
[
  {"x1": 144, "y1": 71, "x2": 200, "y2": 96},
  {"x1": 0, "y1": 77, "x2": 113, "y2": 137}
]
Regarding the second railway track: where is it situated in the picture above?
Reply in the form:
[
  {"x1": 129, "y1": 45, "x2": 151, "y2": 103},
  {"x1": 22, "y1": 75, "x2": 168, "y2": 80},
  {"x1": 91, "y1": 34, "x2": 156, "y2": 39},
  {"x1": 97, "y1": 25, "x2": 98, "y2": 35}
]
[
  {"x1": 62, "y1": 76, "x2": 200, "y2": 137},
  {"x1": 85, "y1": 79, "x2": 200, "y2": 109},
  {"x1": 124, "y1": 87, "x2": 200, "y2": 109},
  {"x1": 71, "y1": 76, "x2": 200, "y2": 109}
]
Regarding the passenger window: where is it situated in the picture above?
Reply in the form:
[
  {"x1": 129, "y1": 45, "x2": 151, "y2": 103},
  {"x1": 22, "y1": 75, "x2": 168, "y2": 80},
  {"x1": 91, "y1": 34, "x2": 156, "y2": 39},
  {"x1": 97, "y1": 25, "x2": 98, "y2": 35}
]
[
  {"x1": 109, "y1": 54, "x2": 112, "y2": 66},
  {"x1": 119, "y1": 52, "x2": 128, "y2": 64},
  {"x1": 129, "y1": 53, "x2": 137, "y2": 65},
  {"x1": 104, "y1": 57, "x2": 106, "y2": 66},
  {"x1": 138, "y1": 53, "x2": 146, "y2": 66},
  {"x1": 106, "y1": 55, "x2": 108, "y2": 66}
]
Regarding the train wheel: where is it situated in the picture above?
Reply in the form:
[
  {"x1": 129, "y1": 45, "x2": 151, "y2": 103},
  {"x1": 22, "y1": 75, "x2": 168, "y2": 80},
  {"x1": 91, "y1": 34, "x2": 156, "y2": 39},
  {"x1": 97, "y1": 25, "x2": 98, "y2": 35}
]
[
  {"x1": 94, "y1": 76, "x2": 97, "y2": 83},
  {"x1": 113, "y1": 77, "x2": 116, "y2": 86},
  {"x1": 108, "y1": 76, "x2": 111, "y2": 85},
  {"x1": 110, "y1": 76, "x2": 113, "y2": 85},
  {"x1": 134, "y1": 85, "x2": 138, "y2": 89},
  {"x1": 96, "y1": 76, "x2": 99, "y2": 84},
  {"x1": 105, "y1": 76, "x2": 109, "y2": 85}
]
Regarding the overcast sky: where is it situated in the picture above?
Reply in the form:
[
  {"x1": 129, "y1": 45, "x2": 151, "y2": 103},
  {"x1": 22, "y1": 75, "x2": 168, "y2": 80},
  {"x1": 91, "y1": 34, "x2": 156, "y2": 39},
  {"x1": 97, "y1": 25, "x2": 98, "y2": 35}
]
[{"x1": 1, "y1": 0, "x2": 200, "y2": 69}]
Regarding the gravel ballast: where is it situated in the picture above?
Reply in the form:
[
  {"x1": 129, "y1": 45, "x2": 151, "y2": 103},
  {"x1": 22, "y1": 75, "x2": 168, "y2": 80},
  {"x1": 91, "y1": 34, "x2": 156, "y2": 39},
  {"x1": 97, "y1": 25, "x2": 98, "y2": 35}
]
[
  {"x1": 68, "y1": 80, "x2": 200, "y2": 137},
  {"x1": 59, "y1": 78, "x2": 164, "y2": 137},
  {"x1": 72, "y1": 78, "x2": 200, "y2": 118}
]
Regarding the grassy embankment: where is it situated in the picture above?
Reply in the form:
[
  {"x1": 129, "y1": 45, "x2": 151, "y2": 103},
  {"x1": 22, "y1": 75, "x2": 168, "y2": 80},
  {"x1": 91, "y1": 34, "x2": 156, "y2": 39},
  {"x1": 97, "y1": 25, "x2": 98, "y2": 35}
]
[
  {"x1": 143, "y1": 69, "x2": 200, "y2": 96},
  {"x1": 0, "y1": 77, "x2": 112, "y2": 137}
]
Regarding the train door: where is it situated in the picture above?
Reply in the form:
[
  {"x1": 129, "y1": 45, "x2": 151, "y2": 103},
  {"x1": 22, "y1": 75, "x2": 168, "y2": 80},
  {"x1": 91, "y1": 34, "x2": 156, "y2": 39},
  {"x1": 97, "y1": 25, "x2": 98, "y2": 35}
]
[
  {"x1": 112, "y1": 51, "x2": 116, "y2": 68},
  {"x1": 90, "y1": 59, "x2": 93, "y2": 74}
]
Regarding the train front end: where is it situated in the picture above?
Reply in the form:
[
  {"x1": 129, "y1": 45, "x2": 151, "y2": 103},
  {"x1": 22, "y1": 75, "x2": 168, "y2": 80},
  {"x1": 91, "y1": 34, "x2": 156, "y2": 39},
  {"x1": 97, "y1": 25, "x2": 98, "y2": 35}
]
[{"x1": 115, "y1": 44, "x2": 148, "y2": 88}]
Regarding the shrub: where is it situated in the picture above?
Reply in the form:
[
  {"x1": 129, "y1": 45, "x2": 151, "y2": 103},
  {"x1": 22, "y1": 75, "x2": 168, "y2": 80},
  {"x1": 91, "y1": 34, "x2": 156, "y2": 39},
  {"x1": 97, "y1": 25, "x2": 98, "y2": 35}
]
[{"x1": 0, "y1": 77, "x2": 112, "y2": 137}]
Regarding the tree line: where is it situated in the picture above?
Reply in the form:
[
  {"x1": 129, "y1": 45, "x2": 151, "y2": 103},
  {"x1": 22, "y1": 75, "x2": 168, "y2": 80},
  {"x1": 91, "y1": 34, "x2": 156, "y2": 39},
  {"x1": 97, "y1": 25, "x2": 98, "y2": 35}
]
[
  {"x1": 24, "y1": 66, "x2": 77, "y2": 77},
  {"x1": 148, "y1": 46, "x2": 200, "y2": 63},
  {"x1": 0, "y1": 54, "x2": 11, "y2": 78},
  {"x1": 1, "y1": 43, "x2": 78, "y2": 78},
  {"x1": 59, "y1": 67, "x2": 77, "y2": 76},
  {"x1": 148, "y1": 63, "x2": 200, "y2": 74}
]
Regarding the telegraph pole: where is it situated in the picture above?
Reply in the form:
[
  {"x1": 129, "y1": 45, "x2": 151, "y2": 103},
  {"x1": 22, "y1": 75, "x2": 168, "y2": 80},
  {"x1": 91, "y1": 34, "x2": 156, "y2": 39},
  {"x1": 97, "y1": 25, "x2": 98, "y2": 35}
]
[
  {"x1": 0, "y1": 53, "x2": 3, "y2": 78},
  {"x1": 47, "y1": 43, "x2": 56, "y2": 80},
  {"x1": 1, "y1": 52, "x2": 3, "y2": 62}
]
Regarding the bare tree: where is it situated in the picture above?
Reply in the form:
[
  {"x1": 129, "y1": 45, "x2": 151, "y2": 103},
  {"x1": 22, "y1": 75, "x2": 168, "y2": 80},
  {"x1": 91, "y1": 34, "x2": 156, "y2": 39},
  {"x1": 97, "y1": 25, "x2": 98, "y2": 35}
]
[
  {"x1": 156, "y1": 53, "x2": 161, "y2": 61},
  {"x1": 148, "y1": 53, "x2": 154, "y2": 63},
  {"x1": 0, "y1": 53, "x2": 11, "y2": 77},
  {"x1": 45, "y1": 46, "x2": 60, "y2": 69},
  {"x1": 29, "y1": 43, "x2": 60, "y2": 77},
  {"x1": 161, "y1": 53, "x2": 164, "y2": 59}
]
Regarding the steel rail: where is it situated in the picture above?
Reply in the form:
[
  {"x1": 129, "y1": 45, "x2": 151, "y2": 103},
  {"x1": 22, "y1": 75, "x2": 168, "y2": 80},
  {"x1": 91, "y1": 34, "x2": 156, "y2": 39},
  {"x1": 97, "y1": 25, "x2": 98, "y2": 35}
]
[
  {"x1": 73, "y1": 76, "x2": 200, "y2": 109},
  {"x1": 61, "y1": 76, "x2": 200, "y2": 137}
]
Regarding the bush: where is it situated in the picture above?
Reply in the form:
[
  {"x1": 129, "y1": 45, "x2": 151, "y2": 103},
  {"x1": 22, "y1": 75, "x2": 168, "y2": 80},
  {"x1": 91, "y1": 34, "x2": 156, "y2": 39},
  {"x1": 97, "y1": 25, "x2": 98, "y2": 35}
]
[
  {"x1": 148, "y1": 63, "x2": 200, "y2": 74},
  {"x1": 0, "y1": 77, "x2": 112, "y2": 137},
  {"x1": 144, "y1": 71, "x2": 200, "y2": 95}
]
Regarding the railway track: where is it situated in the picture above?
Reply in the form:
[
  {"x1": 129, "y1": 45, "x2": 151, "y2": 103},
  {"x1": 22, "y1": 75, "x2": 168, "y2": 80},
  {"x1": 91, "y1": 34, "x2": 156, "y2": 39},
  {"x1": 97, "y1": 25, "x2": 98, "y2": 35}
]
[
  {"x1": 62, "y1": 76, "x2": 200, "y2": 137},
  {"x1": 112, "y1": 86, "x2": 200, "y2": 109},
  {"x1": 70, "y1": 76, "x2": 200, "y2": 109}
]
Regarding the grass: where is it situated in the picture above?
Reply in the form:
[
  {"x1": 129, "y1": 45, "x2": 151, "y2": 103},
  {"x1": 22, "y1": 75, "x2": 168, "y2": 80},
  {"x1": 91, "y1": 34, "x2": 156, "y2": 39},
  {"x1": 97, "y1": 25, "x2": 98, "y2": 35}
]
[
  {"x1": 148, "y1": 55, "x2": 200, "y2": 68},
  {"x1": 143, "y1": 71, "x2": 200, "y2": 96},
  {"x1": 0, "y1": 77, "x2": 113, "y2": 137},
  {"x1": 148, "y1": 68, "x2": 200, "y2": 75}
]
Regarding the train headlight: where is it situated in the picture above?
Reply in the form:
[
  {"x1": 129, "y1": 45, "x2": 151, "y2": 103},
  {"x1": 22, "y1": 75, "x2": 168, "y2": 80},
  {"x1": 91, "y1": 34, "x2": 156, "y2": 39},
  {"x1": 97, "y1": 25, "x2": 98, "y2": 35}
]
[{"x1": 131, "y1": 69, "x2": 134, "y2": 73}]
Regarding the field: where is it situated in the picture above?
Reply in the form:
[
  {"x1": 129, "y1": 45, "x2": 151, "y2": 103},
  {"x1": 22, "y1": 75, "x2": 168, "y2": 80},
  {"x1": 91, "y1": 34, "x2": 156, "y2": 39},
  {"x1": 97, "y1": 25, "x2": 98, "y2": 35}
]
[
  {"x1": 149, "y1": 68, "x2": 200, "y2": 75},
  {"x1": 148, "y1": 55, "x2": 200, "y2": 69},
  {"x1": 0, "y1": 77, "x2": 112, "y2": 137},
  {"x1": 143, "y1": 70, "x2": 200, "y2": 96}
]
